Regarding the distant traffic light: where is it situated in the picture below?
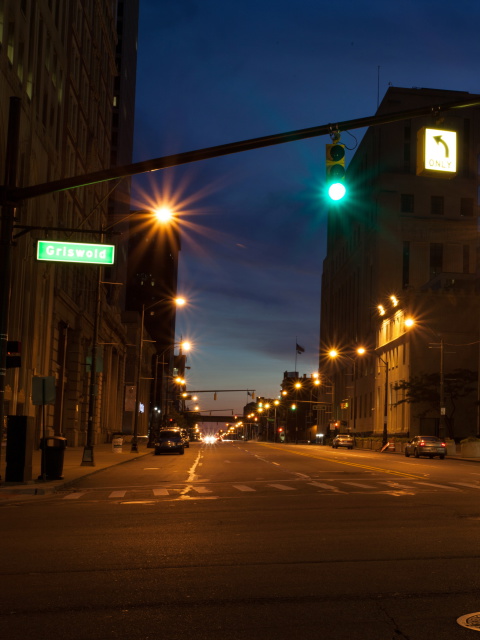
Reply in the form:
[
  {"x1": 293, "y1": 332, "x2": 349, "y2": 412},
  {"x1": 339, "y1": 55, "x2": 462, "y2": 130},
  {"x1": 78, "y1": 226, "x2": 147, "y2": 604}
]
[
  {"x1": 6, "y1": 340, "x2": 21, "y2": 369},
  {"x1": 326, "y1": 143, "x2": 346, "y2": 201}
]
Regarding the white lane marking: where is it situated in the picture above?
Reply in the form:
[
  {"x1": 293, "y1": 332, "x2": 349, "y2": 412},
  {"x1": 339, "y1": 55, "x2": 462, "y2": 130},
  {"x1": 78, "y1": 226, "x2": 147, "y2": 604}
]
[
  {"x1": 63, "y1": 492, "x2": 85, "y2": 500},
  {"x1": 224, "y1": 460, "x2": 231, "y2": 463},
  {"x1": 153, "y1": 488, "x2": 169, "y2": 496},
  {"x1": 233, "y1": 484, "x2": 256, "y2": 492},
  {"x1": 143, "y1": 467, "x2": 161, "y2": 470},
  {"x1": 308, "y1": 481, "x2": 347, "y2": 493},
  {"x1": 341, "y1": 482, "x2": 376, "y2": 489},
  {"x1": 109, "y1": 490, "x2": 127, "y2": 498},
  {"x1": 414, "y1": 482, "x2": 460, "y2": 491},
  {"x1": 272, "y1": 462, "x2": 280, "y2": 466},
  {"x1": 450, "y1": 482, "x2": 480, "y2": 489},
  {"x1": 269, "y1": 483, "x2": 296, "y2": 491}
]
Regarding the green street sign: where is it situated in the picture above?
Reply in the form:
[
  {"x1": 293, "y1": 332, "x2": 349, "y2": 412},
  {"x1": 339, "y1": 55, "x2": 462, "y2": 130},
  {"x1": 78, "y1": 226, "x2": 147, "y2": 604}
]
[{"x1": 36, "y1": 240, "x2": 115, "y2": 265}]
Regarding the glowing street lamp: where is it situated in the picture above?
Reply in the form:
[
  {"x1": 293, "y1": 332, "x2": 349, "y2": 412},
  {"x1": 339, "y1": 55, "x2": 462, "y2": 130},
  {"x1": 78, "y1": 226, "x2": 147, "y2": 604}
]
[
  {"x1": 154, "y1": 206, "x2": 174, "y2": 223},
  {"x1": 132, "y1": 297, "x2": 188, "y2": 453},
  {"x1": 328, "y1": 347, "x2": 367, "y2": 431}
]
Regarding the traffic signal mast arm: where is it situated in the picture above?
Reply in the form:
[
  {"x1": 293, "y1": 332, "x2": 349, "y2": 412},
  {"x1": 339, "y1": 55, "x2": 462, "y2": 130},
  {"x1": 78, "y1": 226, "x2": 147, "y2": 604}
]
[{"x1": 4, "y1": 96, "x2": 480, "y2": 204}]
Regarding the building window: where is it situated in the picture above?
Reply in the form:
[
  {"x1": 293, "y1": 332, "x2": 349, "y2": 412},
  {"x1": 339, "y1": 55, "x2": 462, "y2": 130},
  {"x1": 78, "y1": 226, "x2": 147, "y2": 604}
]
[
  {"x1": 431, "y1": 196, "x2": 444, "y2": 215},
  {"x1": 430, "y1": 243, "x2": 443, "y2": 278},
  {"x1": 460, "y1": 197, "x2": 474, "y2": 217},
  {"x1": 401, "y1": 194, "x2": 414, "y2": 213}
]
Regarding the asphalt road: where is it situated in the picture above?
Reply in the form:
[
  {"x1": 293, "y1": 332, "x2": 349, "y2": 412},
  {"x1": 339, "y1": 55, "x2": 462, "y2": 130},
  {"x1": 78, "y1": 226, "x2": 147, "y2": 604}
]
[{"x1": 1, "y1": 442, "x2": 480, "y2": 640}]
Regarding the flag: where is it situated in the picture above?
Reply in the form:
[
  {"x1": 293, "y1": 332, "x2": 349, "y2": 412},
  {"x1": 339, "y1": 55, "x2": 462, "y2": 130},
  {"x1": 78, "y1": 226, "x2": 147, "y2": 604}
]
[{"x1": 296, "y1": 343, "x2": 305, "y2": 354}]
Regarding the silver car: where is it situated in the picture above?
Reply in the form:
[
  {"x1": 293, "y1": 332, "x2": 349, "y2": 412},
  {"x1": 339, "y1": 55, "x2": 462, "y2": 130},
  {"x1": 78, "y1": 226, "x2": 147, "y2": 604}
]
[
  {"x1": 404, "y1": 436, "x2": 446, "y2": 459},
  {"x1": 332, "y1": 434, "x2": 354, "y2": 449}
]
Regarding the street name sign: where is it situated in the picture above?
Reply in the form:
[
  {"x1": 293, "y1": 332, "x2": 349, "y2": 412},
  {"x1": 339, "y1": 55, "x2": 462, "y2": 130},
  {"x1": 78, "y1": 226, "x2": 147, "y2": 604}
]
[
  {"x1": 417, "y1": 127, "x2": 457, "y2": 178},
  {"x1": 37, "y1": 240, "x2": 115, "y2": 265}
]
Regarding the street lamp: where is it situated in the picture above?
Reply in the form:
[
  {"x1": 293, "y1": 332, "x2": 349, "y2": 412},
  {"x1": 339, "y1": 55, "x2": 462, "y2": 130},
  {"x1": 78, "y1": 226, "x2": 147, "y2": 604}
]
[
  {"x1": 156, "y1": 339, "x2": 192, "y2": 429},
  {"x1": 407, "y1": 319, "x2": 447, "y2": 440},
  {"x1": 273, "y1": 399, "x2": 280, "y2": 442},
  {"x1": 378, "y1": 355, "x2": 389, "y2": 446},
  {"x1": 328, "y1": 347, "x2": 366, "y2": 432},
  {"x1": 81, "y1": 206, "x2": 176, "y2": 465},
  {"x1": 131, "y1": 298, "x2": 187, "y2": 453}
]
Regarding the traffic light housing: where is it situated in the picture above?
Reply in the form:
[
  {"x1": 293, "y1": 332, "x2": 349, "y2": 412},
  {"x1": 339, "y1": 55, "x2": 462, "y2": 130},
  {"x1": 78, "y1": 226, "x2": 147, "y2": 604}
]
[{"x1": 326, "y1": 143, "x2": 346, "y2": 201}]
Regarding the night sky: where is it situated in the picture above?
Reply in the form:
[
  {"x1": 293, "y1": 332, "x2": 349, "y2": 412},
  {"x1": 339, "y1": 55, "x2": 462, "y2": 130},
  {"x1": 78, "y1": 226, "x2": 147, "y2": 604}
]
[{"x1": 131, "y1": 0, "x2": 480, "y2": 416}]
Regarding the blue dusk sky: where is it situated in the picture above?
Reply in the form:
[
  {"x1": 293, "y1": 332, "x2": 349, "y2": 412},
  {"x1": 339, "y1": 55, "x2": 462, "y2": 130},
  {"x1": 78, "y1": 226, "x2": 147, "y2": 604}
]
[{"x1": 132, "y1": 0, "x2": 480, "y2": 416}]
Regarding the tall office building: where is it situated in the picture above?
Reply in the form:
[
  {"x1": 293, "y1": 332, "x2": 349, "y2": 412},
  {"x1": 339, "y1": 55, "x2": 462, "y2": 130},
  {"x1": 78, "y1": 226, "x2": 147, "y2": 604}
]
[
  {"x1": 0, "y1": 1, "x2": 139, "y2": 447},
  {"x1": 320, "y1": 87, "x2": 480, "y2": 440}
]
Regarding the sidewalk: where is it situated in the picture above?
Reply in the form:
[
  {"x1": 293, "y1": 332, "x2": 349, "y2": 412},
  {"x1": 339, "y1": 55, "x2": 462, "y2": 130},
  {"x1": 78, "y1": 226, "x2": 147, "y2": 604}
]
[{"x1": 0, "y1": 439, "x2": 153, "y2": 499}]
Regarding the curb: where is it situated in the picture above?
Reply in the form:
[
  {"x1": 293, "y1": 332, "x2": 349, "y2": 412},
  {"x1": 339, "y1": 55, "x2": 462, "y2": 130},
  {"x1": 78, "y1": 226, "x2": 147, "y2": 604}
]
[{"x1": 0, "y1": 448, "x2": 153, "y2": 497}]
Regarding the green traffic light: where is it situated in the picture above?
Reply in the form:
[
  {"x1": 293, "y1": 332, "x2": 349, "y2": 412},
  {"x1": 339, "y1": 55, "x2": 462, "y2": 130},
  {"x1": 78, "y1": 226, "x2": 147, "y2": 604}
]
[
  {"x1": 328, "y1": 182, "x2": 346, "y2": 201},
  {"x1": 326, "y1": 142, "x2": 346, "y2": 201}
]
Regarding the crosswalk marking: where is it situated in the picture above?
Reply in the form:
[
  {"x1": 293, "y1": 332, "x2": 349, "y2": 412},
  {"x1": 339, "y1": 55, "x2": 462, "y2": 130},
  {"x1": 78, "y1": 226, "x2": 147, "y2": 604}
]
[
  {"x1": 233, "y1": 484, "x2": 256, "y2": 492},
  {"x1": 308, "y1": 481, "x2": 346, "y2": 493},
  {"x1": 109, "y1": 490, "x2": 127, "y2": 498},
  {"x1": 268, "y1": 483, "x2": 296, "y2": 491},
  {"x1": 450, "y1": 482, "x2": 480, "y2": 489},
  {"x1": 341, "y1": 482, "x2": 376, "y2": 489},
  {"x1": 414, "y1": 482, "x2": 460, "y2": 491},
  {"x1": 153, "y1": 488, "x2": 169, "y2": 496},
  {"x1": 58, "y1": 478, "x2": 480, "y2": 502},
  {"x1": 381, "y1": 482, "x2": 415, "y2": 490}
]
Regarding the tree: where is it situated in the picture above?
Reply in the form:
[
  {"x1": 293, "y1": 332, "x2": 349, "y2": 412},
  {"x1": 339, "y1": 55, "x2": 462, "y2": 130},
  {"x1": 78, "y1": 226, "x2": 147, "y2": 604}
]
[{"x1": 393, "y1": 369, "x2": 477, "y2": 438}]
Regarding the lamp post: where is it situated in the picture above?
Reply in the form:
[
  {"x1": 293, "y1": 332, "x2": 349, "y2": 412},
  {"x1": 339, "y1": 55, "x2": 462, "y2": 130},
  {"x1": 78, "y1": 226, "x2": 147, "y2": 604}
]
[
  {"x1": 328, "y1": 347, "x2": 366, "y2": 432},
  {"x1": 273, "y1": 399, "x2": 280, "y2": 442},
  {"x1": 157, "y1": 340, "x2": 191, "y2": 430},
  {"x1": 407, "y1": 318, "x2": 446, "y2": 440},
  {"x1": 378, "y1": 355, "x2": 389, "y2": 446},
  {"x1": 131, "y1": 298, "x2": 186, "y2": 453}
]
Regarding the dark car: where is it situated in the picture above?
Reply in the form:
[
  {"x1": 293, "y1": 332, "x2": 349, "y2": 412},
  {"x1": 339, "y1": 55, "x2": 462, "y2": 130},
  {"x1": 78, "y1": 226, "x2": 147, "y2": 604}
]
[
  {"x1": 404, "y1": 435, "x2": 446, "y2": 459},
  {"x1": 332, "y1": 434, "x2": 354, "y2": 449},
  {"x1": 154, "y1": 429, "x2": 185, "y2": 455}
]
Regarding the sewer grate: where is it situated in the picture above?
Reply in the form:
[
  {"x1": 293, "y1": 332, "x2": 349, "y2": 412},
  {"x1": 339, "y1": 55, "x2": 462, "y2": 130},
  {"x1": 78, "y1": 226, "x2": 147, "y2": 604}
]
[{"x1": 457, "y1": 613, "x2": 480, "y2": 631}]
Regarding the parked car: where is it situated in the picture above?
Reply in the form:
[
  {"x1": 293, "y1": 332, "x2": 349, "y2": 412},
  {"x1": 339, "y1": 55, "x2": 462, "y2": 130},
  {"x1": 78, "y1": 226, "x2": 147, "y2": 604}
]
[
  {"x1": 332, "y1": 434, "x2": 354, "y2": 449},
  {"x1": 154, "y1": 429, "x2": 185, "y2": 455},
  {"x1": 180, "y1": 429, "x2": 190, "y2": 448},
  {"x1": 404, "y1": 435, "x2": 446, "y2": 459}
]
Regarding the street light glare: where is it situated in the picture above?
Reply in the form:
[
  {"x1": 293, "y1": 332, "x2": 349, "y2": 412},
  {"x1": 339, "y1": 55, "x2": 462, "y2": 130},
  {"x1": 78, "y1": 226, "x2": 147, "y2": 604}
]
[
  {"x1": 181, "y1": 340, "x2": 191, "y2": 351},
  {"x1": 154, "y1": 206, "x2": 174, "y2": 223},
  {"x1": 328, "y1": 349, "x2": 338, "y2": 358},
  {"x1": 175, "y1": 297, "x2": 186, "y2": 306},
  {"x1": 405, "y1": 318, "x2": 415, "y2": 328}
]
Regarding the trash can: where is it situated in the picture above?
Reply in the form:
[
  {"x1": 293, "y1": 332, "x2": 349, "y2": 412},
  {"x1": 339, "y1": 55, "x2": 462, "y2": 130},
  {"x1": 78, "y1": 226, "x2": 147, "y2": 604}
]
[
  {"x1": 39, "y1": 436, "x2": 67, "y2": 480},
  {"x1": 112, "y1": 436, "x2": 123, "y2": 453}
]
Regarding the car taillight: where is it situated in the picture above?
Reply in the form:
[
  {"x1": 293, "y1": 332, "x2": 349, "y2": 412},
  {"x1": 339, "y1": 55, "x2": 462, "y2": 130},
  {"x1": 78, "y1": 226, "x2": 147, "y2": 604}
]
[
  {"x1": 419, "y1": 440, "x2": 425, "y2": 446},
  {"x1": 441, "y1": 442, "x2": 446, "y2": 447}
]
